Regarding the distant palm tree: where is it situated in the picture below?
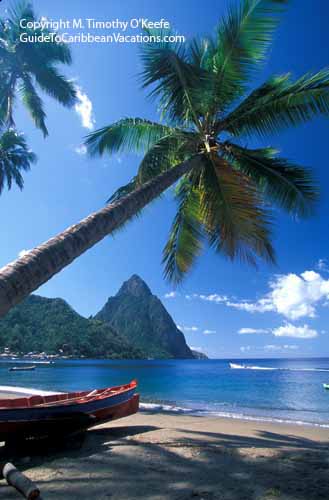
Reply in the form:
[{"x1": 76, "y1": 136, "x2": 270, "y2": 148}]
[
  {"x1": 0, "y1": 2, "x2": 76, "y2": 136},
  {"x1": 0, "y1": 0, "x2": 328, "y2": 317},
  {"x1": 0, "y1": 127, "x2": 36, "y2": 194}
]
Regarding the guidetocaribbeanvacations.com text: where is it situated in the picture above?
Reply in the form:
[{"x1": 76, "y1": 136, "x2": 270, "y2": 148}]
[
  {"x1": 18, "y1": 17, "x2": 186, "y2": 44},
  {"x1": 20, "y1": 32, "x2": 186, "y2": 44}
]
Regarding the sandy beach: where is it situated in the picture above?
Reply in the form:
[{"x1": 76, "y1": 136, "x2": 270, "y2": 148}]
[{"x1": 0, "y1": 410, "x2": 328, "y2": 499}]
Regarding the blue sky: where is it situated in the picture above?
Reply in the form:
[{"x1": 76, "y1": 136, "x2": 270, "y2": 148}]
[{"x1": 1, "y1": 0, "x2": 329, "y2": 358}]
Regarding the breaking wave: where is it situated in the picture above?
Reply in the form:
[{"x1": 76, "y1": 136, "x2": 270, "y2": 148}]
[
  {"x1": 229, "y1": 362, "x2": 329, "y2": 372},
  {"x1": 140, "y1": 402, "x2": 329, "y2": 428}
]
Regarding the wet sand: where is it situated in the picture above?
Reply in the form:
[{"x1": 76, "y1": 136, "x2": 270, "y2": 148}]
[{"x1": 0, "y1": 411, "x2": 329, "y2": 499}]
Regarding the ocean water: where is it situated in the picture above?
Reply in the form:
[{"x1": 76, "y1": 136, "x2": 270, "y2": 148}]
[{"x1": 1, "y1": 358, "x2": 329, "y2": 427}]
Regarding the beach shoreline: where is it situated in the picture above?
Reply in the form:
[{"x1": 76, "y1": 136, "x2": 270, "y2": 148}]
[
  {"x1": 1, "y1": 389, "x2": 329, "y2": 429},
  {"x1": 1, "y1": 411, "x2": 328, "y2": 499},
  {"x1": 139, "y1": 403, "x2": 329, "y2": 429}
]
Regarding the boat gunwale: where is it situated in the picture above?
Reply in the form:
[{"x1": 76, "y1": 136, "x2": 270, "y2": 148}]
[{"x1": 0, "y1": 380, "x2": 137, "y2": 410}]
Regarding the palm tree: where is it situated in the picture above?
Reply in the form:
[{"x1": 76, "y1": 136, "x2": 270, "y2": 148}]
[
  {"x1": 0, "y1": 0, "x2": 328, "y2": 318},
  {"x1": 0, "y1": 126, "x2": 37, "y2": 194},
  {"x1": 0, "y1": 2, "x2": 76, "y2": 136}
]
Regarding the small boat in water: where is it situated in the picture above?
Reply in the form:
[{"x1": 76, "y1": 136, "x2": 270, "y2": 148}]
[
  {"x1": 0, "y1": 380, "x2": 139, "y2": 440},
  {"x1": 323, "y1": 383, "x2": 329, "y2": 390},
  {"x1": 9, "y1": 366, "x2": 36, "y2": 372}
]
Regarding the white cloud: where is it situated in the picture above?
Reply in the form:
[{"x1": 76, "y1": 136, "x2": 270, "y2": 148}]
[
  {"x1": 240, "y1": 344, "x2": 299, "y2": 353},
  {"x1": 191, "y1": 269, "x2": 329, "y2": 321},
  {"x1": 264, "y1": 344, "x2": 299, "y2": 352},
  {"x1": 272, "y1": 323, "x2": 318, "y2": 339},
  {"x1": 178, "y1": 325, "x2": 198, "y2": 332},
  {"x1": 226, "y1": 298, "x2": 273, "y2": 314},
  {"x1": 317, "y1": 259, "x2": 329, "y2": 273},
  {"x1": 75, "y1": 87, "x2": 95, "y2": 130},
  {"x1": 18, "y1": 249, "x2": 31, "y2": 258},
  {"x1": 238, "y1": 328, "x2": 269, "y2": 334},
  {"x1": 263, "y1": 345, "x2": 281, "y2": 352},
  {"x1": 194, "y1": 293, "x2": 229, "y2": 304},
  {"x1": 238, "y1": 323, "x2": 318, "y2": 339},
  {"x1": 74, "y1": 144, "x2": 87, "y2": 155},
  {"x1": 203, "y1": 329, "x2": 216, "y2": 335},
  {"x1": 164, "y1": 291, "x2": 177, "y2": 299}
]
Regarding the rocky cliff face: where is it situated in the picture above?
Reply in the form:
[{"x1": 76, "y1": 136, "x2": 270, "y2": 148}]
[
  {"x1": 191, "y1": 350, "x2": 208, "y2": 359},
  {"x1": 95, "y1": 275, "x2": 195, "y2": 359}
]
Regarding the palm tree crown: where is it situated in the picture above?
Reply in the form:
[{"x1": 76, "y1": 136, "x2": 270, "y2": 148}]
[
  {"x1": 0, "y1": 2, "x2": 76, "y2": 136},
  {"x1": 86, "y1": 0, "x2": 327, "y2": 283},
  {"x1": 0, "y1": 127, "x2": 36, "y2": 194}
]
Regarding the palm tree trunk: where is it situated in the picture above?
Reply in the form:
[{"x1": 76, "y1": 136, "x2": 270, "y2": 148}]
[{"x1": 0, "y1": 156, "x2": 200, "y2": 317}]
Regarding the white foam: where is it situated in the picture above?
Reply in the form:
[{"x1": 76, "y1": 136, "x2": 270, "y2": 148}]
[
  {"x1": 140, "y1": 402, "x2": 192, "y2": 413},
  {"x1": 0, "y1": 385, "x2": 60, "y2": 396},
  {"x1": 229, "y1": 362, "x2": 329, "y2": 372},
  {"x1": 140, "y1": 403, "x2": 329, "y2": 428}
]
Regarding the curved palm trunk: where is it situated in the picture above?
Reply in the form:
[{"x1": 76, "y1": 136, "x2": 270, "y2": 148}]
[{"x1": 0, "y1": 157, "x2": 199, "y2": 317}]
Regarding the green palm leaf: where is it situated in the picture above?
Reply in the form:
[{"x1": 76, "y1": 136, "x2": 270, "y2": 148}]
[
  {"x1": 141, "y1": 31, "x2": 205, "y2": 127},
  {"x1": 0, "y1": 74, "x2": 17, "y2": 127},
  {"x1": 0, "y1": 129, "x2": 37, "y2": 194},
  {"x1": 207, "y1": 0, "x2": 287, "y2": 109},
  {"x1": 163, "y1": 176, "x2": 204, "y2": 283},
  {"x1": 85, "y1": 118, "x2": 178, "y2": 157},
  {"x1": 223, "y1": 143, "x2": 318, "y2": 216},
  {"x1": 19, "y1": 74, "x2": 48, "y2": 136},
  {"x1": 199, "y1": 155, "x2": 275, "y2": 265},
  {"x1": 0, "y1": 1, "x2": 75, "y2": 134},
  {"x1": 221, "y1": 70, "x2": 329, "y2": 137},
  {"x1": 107, "y1": 132, "x2": 197, "y2": 202},
  {"x1": 137, "y1": 132, "x2": 198, "y2": 184},
  {"x1": 32, "y1": 66, "x2": 76, "y2": 107},
  {"x1": 107, "y1": 177, "x2": 139, "y2": 204}
]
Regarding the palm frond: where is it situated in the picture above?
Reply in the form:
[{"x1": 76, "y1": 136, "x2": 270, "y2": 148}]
[
  {"x1": 0, "y1": 1, "x2": 74, "y2": 134},
  {"x1": 223, "y1": 142, "x2": 319, "y2": 216},
  {"x1": 189, "y1": 38, "x2": 216, "y2": 70},
  {"x1": 0, "y1": 73, "x2": 17, "y2": 127},
  {"x1": 106, "y1": 132, "x2": 197, "y2": 202},
  {"x1": 85, "y1": 118, "x2": 178, "y2": 157},
  {"x1": 199, "y1": 155, "x2": 275, "y2": 264},
  {"x1": 26, "y1": 35, "x2": 72, "y2": 66},
  {"x1": 0, "y1": 129, "x2": 37, "y2": 194},
  {"x1": 221, "y1": 70, "x2": 329, "y2": 137},
  {"x1": 7, "y1": 1, "x2": 34, "y2": 23},
  {"x1": 107, "y1": 177, "x2": 139, "y2": 203},
  {"x1": 207, "y1": 0, "x2": 287, "y2": 109},
  {"x1": 137, "y1": 132, "x2": 198, "y2": 184},
  {"x1": 32, "y1": 66, "x2": 76, "y2": 107},
  {"x1": 163, "y1": 176, "x2": 204, "y2": 283},
  {"x1": 140, "y1": 30, "x2": 205, "y2": 127},
  {"x1": 19, "y1": 74, "x2": 48, "y2": 136}
]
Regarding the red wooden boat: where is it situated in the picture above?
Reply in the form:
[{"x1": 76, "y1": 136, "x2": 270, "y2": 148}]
[{"x1": 0, "y1": 380, "x2": 139, "y2": 440}]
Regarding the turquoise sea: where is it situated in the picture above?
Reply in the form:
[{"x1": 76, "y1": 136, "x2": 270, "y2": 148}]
[{"x1": 1, "y1": 358, "x2": 329, "y2": 427}]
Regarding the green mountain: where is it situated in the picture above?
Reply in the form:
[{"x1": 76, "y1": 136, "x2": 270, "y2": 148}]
[
  {"x1": 0, "y1": 276, "x2": 197, "y2": 359},
  {"x1": 0, "y1": 295, "x2": 145, "y2": 359},
  {"x1": 95, "y1": 275, "x2": 195, "y2": 359}
]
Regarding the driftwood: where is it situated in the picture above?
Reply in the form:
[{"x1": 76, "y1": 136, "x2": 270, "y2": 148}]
[{"x1": 2, "y1": 462, "x2": 40, "y2": 499}]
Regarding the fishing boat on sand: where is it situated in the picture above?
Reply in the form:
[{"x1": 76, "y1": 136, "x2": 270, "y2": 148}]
[{"x1": 0, "y1": 380, "x2": 139, "y2": 440}]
